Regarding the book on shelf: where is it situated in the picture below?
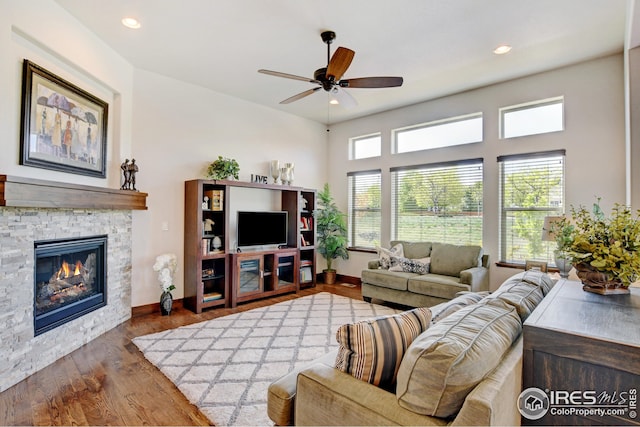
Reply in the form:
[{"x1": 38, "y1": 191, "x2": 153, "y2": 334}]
[
  {"x1": 203, "y1": 292, "x2": 223, "y2": 302},
  {"x1": 207, "y1": 189, "x2": 223, "y2": 211},
  {"x1": 300, "y1": 266, "x2": 312, "y2": 282},
  {"x1": 300, "y1": 259, "x2": 313, "y2": 267},
  {"x1": 299, "y1": 216, "x2": 313, "y2": 230}
]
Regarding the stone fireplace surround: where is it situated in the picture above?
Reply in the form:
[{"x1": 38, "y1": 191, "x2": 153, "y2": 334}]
[{"x1": 0, "y1": 175, "x2": 147, "y2": 392}]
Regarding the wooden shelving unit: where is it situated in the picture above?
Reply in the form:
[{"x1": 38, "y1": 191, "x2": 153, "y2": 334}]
[{"x1": 184, "y1": 179, "x2": 316, "y2": 313}]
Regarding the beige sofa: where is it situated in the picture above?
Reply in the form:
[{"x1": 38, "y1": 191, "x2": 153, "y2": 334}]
[
  {"x1": 268, "y1": 271, "x2": 555, "y2": 426},
  {"x1": 362, "y1": 241, "x2": 490, "y2": 307}
]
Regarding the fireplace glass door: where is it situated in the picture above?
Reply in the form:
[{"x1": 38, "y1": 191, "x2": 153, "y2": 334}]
[{"x1": 34, "y1": 235, "x2": 107, "y2": 335}]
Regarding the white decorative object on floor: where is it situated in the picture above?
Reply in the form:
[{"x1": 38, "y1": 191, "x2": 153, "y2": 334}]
[{"x1": 132, "y1": 292, "x2": 397, "y2": 426}]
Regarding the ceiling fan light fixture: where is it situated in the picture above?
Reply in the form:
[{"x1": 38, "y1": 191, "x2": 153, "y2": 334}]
[
  {"x1": 121, "y1": 17, "x2": 141, "y2": 29},
  {"x1": 329, "y1": 88, "x2": 340, "y2": 104},
  {"x1": 493, "y1": 44, "x2": 512, "y2": 55}
]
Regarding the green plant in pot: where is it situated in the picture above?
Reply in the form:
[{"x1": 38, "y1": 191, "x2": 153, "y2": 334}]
[
  {"x1": 564, "y1": 199, "x2": 640, "y2": 294},
  {"x1": 207, "y1": 156, "x2": 240, "y2": 180},
  {"x1": 314, "y1": 183, "x2": 349, "y2": 285},
  {"x1": 545, "y1": 215, "x2": 575, "y2": 278}
]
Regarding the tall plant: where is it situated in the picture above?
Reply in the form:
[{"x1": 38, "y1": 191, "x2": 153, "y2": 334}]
[{"x1": 314, "y1": 183, "x2": 349, "y2": 271}]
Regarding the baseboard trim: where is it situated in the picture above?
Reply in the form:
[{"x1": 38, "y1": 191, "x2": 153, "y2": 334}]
[
  {"x1": 316, "y1": 272, "x2": 361, "y2": 286},
  {"x1": 132, "y1": 298, "x2": 184, "y2": 317}
]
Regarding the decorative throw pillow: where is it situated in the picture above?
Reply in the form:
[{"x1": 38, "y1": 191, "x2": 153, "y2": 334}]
[
  {"x1": 334, "y1": 307, "x2": 432, "y2": 389},
  {"x1": 390, "y1": 256, "x2": 431, "y2": 274},
  {"x1": 376, "y1": 243, "x2": 404, "y2": 269}
]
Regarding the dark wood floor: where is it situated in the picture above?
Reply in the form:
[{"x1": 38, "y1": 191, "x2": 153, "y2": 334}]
[{"x1": 0, "y1": 283, "x2": 363, "y2": 426}]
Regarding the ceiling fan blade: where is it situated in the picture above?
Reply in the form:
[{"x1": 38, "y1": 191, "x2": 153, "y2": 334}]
[
  {"x1": 340, "y1": 76, "x2": 404, "y2": 88},
  {"x1": 280, "y1": 87, "x2": 321, "y2": 104},
  {"x1": 326, "y1": 47, "x2": 355, "y2": 81},
  {"x1": 258, "y1": 69, "x2": 320, "y2": 84},
  {"x1": 330, "y1": 87, "x2": 357, "y2": 109}
]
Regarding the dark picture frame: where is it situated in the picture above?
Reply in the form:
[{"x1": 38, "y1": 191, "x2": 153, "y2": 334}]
[
  {"x1": 20, "y1": 60, "x2": 108, "y2": 178},
  {"x1": 525, "y1": 260, "x2": 548, "y2": 273}
]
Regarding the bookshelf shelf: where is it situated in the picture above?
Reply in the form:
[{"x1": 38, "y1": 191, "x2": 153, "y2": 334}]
[{"x1": 184, "y1": 179, "x2": 316, "y2": 313}]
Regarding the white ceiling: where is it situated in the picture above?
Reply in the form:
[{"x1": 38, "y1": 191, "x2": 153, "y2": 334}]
[{"x1": 54, "y1": 0, "x2": 627, "y2": 125}]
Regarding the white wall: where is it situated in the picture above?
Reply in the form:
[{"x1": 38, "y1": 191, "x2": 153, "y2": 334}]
[
  {"x1": 130, "y1": 69, "x2": 328, "y2": 306},
  {"x1": 0, "y1": 1, "x2": 329, "y2": 308},
  {"x1": 327, "y1": 54, "x2": 626, "y2": 289},
  {"x1": 0, "y1": 0, "x2": 134, "y2": 189}
]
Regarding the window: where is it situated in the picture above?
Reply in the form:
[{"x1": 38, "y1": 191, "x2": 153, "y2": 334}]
[
  {"x1": 350, "y1": 133, "x2": 381, "y2": 160},
  {"x1": 391, "y1": 159, "x2": 483, "y2": 245},
  {"x1": 393, "y1": 113, "x2": 483, "y2": 154},
  {"x1": 347, "y1": 170, "x2": 381, "y2": 249},
  {"x1": 499, "y1": 150, "x2": 565, "y2": 265},
  {"x1": 500, "y1": 97, "x2": 564, "y2": 139}
]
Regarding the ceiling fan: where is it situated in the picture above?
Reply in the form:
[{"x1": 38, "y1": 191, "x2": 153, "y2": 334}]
[{"x1": 258, "y1": 31, "x2": 403, "y2": 107}]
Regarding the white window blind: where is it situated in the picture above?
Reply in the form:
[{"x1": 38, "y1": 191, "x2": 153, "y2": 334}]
[
  {"x1": 347, "y1": 170, "x2": 382, "y2": 249},
  {"x1": 391, "y1": 159, "x2": 483, "y2": 245},
  {"x1": 499, "y1": 150, "x2": 565, "y2": 264}
]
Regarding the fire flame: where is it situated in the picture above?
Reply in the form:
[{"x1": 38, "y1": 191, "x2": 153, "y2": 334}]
[{"x1": 56, "y1": 260, "x2": 83, "y2": 280}]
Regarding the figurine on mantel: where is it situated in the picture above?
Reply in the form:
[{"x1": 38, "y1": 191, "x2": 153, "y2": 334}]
[{"x1": 120, "y1": 158, "x2": 140, "y2": 191}]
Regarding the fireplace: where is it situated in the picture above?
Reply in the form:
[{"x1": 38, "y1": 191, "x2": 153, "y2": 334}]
[{"x1": 34, "y1": 235, "x2": 107, "y2": 336}]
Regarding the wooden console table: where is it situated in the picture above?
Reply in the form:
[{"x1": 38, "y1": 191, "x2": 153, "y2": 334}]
[{"x1": 523, "y1": 279, "x2": 640, "y2": 425}]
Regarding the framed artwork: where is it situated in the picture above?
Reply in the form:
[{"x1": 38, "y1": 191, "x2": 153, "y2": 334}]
[
  {"x1": 19, "y1": 60, "x2": 108, "y2": 178},
  {"x1": 525, "y1": 260, "x2": 548, "y2": 273}
]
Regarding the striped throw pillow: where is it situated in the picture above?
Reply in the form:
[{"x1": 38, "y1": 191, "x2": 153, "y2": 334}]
[{"x1": 334, "y1": 307, "x2": 432, "y2": 389}]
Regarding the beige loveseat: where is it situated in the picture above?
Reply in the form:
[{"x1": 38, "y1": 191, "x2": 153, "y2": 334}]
[
  {"x1": 362, "y1": 241, "x2": 490, "y2": 307},
  {"x1": 267, "y1": 271, "x2": 555, "y2": 426}
]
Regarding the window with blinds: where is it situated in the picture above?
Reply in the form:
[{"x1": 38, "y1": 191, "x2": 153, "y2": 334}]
[
  {"x1": 347, "y1": 170, "x2": 381, "y2": 249},
  {"x1": 499, "y1": 150, "x2": 565, "y2": 264},
  {"x1": 391, "y1": 159, "x2": 483, "y2": 245}
]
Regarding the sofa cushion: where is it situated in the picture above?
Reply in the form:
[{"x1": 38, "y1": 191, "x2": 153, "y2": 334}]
[
  {"x1": 396, "y1": 299, "x2": 522, "y2": 418},
  {"x1": 376, "y1": 243, "x2": 404, "y2": 269},
  {"x1": 335, "y1": 307, "x2": 432, "y2": 389},
  {"x1": 407, "y1": 274, "x2": 470, "y2": 300},
  {"x1": 430, "y1": 291, "x2": 490, "y2": 323},
  {"x1": 429, "y1": 243, "x2": 482, "y2": 277},
  {"x1": 390, "y1": 241, "x2": 432, "y2": 260},
  {"x1": 361, "y1": 269, "x2": 416, "y2": 291},
  {"x1": 389, "y1": 256, "x2": 431, "y2": 274},
  {"x1": 484, "y1": 279, "x2": 545, "y2": 322},
  {"x1": 504, "y1": 270, "x2": 555, "y2": 295}
]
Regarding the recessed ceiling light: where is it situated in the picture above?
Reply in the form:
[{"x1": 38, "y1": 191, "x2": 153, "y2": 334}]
[
  {"x1": 121, "y1": 17, "x2": 141, "y2": 29},
  {"x1": 493, "y1": 44, "x2": 512, "y2": 55}
]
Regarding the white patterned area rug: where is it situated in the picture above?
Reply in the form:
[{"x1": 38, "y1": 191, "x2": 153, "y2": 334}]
[{"x1": 133, "y1": 292, "x2": 398, "y2": 426}]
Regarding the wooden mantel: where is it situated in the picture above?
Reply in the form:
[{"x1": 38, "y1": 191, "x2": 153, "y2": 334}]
[{"x1": 0, "y1": 175, "x2": 147, "y2": 210}]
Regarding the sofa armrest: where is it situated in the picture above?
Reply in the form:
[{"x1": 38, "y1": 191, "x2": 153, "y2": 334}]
[
  {"x1": 268, "y1": 351, "x2": 338, "y2": 425},
  {"x1": 367, "y1": 259, "x2": 381, "y2": 269},
  {"x1": 459, "y1": 266, "x2": 489, "y2": 292},
  {"x1": 295, "y1": 364, "x2": 448, "y2": 426}
]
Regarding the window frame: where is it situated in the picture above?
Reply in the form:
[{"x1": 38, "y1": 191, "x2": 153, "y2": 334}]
[
  {"x1": 392, "y1": 112, "x2": 483, "y2": 154},
  {"x1": 349, "y1": 133, "x2": 382, "y2": 160},
  {"x1": 347, "y1": 169, "x2": 382, "y2": 250},
  {"x1": 390, "y1": 158, "x2": 484, "y2": 245},
  {"x1": 498, "y1": 150, "x2": 566, "y2": 265},
  {"x1": 499, "y1": 96, "x2": 564, "y2": 139}
]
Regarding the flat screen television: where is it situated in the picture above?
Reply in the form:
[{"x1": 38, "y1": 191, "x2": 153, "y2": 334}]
[{"x1": 237, "y1": 211, "x2": 288, "y2": 248}]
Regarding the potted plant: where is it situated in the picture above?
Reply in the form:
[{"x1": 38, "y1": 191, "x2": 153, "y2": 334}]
[
  {"x1": 547, "y1": 216, "x2": 575, "y2": 278},
  {"x1": 314, "y1": 183, "x2": 349, "y2": 284},
  {"x1": 564, "y1": 199, "x2": 640, "y2": 294},
  {"x1": 207, "y1": 156, "x2": 240, "y2": 180}
]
